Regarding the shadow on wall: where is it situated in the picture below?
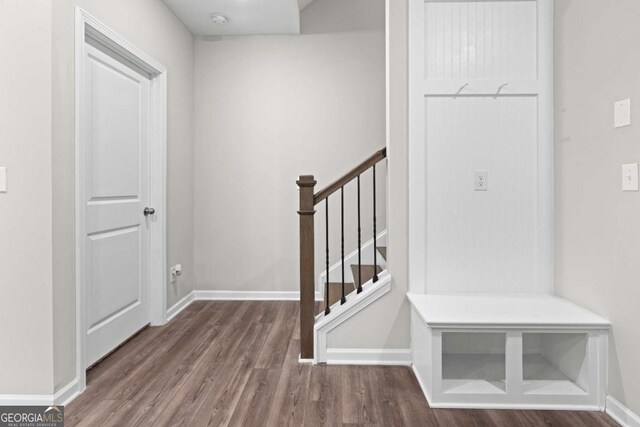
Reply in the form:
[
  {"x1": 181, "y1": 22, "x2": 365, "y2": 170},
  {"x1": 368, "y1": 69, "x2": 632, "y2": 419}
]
[{"x1": 301, "y1": 0, "x2": 385, "y2": 34}]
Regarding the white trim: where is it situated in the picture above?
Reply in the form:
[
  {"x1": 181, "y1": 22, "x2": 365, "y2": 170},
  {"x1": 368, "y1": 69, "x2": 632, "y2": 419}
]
[
  {"x1": 74, "y1": 7, "x2": 168, "y2": 396},
  {"x1": 535, "y1": 0, "x2": 555, "y2": 291},
  {"x1": 54, "y1": 379, "x2": 81, "y2": 406},
  {"x1": 0, "y1": 395, "x2": 55, "y2": 406},
  {"x1": 194, "y1": 290, "x2": 321, "y2": 301},
  {"x1": 325, "y1": 348, "x2": 411, "y2": 366},
  {"x1": 314, "y1": 272, "x2": 392, "y2": 364},
  {"x1": 412, "y1": 363, "x2": 433, "y2": 405},
  {"x1": 426, "y1": 402, "x2": 601, "y2": 411},
  {"x1": 166, "y1": 292, "x2": 195, "y2": 322},
  {"x1": 165, "y1": 289, "x2": 324, "y2": 322},
  {"x1": 407, "y1": 0, "x2": 426, "y2": 295},
  {"x1": 0, "y1": 379, "x2": 81, "y2": 406},
  {"x1": 607, "y1": 396, "x2": 640, "y2": 427}
]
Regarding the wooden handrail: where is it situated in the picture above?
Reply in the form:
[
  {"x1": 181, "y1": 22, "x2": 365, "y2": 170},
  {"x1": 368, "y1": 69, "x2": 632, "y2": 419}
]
[
  {"x1": 314, "y1": 147, "x2": 386, "y2": 205},
  {"x1": 296, "y1": 147, "x2": 387, "y2": 360}
]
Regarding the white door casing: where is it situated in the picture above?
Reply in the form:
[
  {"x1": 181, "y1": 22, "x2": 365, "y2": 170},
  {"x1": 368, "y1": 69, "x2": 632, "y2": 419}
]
[
  {"x1": 75, "y1": 8, "x2": 167, "y2": 389},
  {"x1": 82, "y1": 43, "x2": 151, "y2": 367}
]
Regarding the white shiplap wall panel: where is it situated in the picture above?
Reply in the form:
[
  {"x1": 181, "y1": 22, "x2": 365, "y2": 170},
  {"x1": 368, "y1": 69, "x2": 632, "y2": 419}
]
[
  {"x1": 424, "y1": 0, "x2": 537, "y2": 82},
  {"x1": 426, "y1": 96, "x2": 538, "y2": 294},
  {"x1": 411, "y1": 0, "x2": 552, "y2": 295}
]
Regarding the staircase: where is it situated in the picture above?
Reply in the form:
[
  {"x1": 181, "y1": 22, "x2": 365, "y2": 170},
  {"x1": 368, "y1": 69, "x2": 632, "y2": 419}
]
[
  {"x1": 319, "y1": 246, "x2": 386, "y2": 314},
  {"x1": 297, "y1": 148, "x2": 387, "y2": 360}
]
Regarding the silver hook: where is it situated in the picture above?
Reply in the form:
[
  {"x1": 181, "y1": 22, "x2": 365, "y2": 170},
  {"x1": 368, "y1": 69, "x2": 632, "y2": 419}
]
[
  {"x1": 454, "y1": 82, "x2": 469, "y2": 98},
  {"x1": 494, "y1": 82, "x2": 509, "y2": 98}
]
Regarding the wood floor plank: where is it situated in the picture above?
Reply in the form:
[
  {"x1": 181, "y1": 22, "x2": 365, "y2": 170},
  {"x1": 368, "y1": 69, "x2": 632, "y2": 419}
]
[
  {"x1": 369, "y1": 366, "x2": 404, "y2": 426},
  {"x1": 65, "y1": 302, "x2": 213, "y2": 426},
  {"x1": 65, "y1": 301, "x2": 620, "y2": 427},
  {"x1": 227, "y1": 368, "x2": 283, "y2": 426},
  {"x1": 382, "y1": 365, "x2": 440, "y2": 426},
  {"x1": 265, "y1": 338, "x2": 312, "y2": 426},
  {"x1": 255, "y1": 301, "x2": 298, "y2": 369},
  {"x1": 304, "y1": 365, "x2": 343, "y2": 426},
  {"x1": 150, "y1": 301, "x2": 265, "y2": 426},
  {"x1": 97, "y1": 302, "x2": 230, "y2": 426}
]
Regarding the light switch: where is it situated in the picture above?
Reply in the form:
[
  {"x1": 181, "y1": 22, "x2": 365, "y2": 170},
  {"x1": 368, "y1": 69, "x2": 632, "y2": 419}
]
[
  {"x1": 474, "y1": 171, "x2": 488, "y2": 191},
  {"x1": 615, "y1": 99, "x2": 631, "y2": 128},
  {"x1": 0, "y1": 167, "x2": 6, "y2": 193},
  {"x1": 622, "y1": 164, "x2": 638, "y2": 191}
]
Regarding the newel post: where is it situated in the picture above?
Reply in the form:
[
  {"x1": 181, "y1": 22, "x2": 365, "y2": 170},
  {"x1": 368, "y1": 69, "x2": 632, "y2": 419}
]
[{"x1": 297, "y1": 175, "x2": 316, "y2": 360}]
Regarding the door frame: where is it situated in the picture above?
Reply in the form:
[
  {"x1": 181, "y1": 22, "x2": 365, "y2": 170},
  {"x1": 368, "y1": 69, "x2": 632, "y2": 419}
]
[{"x1": 74, "y1": 8, "x2": 167, "y2": 392}]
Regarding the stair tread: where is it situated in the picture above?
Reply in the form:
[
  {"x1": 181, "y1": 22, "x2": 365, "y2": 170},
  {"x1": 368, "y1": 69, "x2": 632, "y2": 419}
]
[
  {"x1": 319, "y1": 282, "x2": 356, "y2": 313},
  {"x1": 350, "y1": 264, "x2": 382, "y2": 287},
  {"x1": 377, "y1": 246, "x2": 387, "y2": 261}
]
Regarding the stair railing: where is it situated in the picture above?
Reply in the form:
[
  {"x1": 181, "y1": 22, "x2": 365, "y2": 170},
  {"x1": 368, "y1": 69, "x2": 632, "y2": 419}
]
[{"x1": 297, "y1": 147, "x2": 387, "y2": 359}]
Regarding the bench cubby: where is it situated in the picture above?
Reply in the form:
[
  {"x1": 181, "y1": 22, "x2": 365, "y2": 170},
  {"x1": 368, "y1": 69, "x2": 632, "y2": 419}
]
[{"x1": 409, "y1": 294, "x2": 610, "y2": 410}]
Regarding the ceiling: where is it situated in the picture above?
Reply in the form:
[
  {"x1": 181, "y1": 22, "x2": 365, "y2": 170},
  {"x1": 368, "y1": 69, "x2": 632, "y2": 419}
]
[{"x1": 163, "y1": 0, "x2": 317, "y2": 36}]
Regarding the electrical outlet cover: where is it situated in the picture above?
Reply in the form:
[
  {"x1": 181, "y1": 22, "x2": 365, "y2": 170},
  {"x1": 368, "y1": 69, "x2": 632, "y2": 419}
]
[
  {"x1": 622, "y1": 164, "x2": 639, "y2": 191},
  {"x1": 615, "y1": 99, "x2": 631, "y2": 128},
  {"x1": 474, "y1": 171, "x2": 488, "y2": 191}
]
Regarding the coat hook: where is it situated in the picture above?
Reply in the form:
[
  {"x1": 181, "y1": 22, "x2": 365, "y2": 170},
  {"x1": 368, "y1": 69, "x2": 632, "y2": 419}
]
[
  {"x1": 454, "y1": 82, "x2": 469, "y2": 98},
  {"x1": 495, "y1": 82, "x2": 509, "y2": 97}
]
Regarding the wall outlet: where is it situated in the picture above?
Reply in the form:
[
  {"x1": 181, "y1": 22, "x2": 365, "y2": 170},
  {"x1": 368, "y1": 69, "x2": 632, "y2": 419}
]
[
  {"x1": 474, "y1": 171, "x2": 488, "y2": 191},
  {"x1": 622, "y1": 164, "x2": 639, "y2": 191},
  {"x1": 170, "y1": 264, "x2": 183, "y2": 282},
  {"x1": 615, "y1": 99, "x2": 631, "y2": 128}
]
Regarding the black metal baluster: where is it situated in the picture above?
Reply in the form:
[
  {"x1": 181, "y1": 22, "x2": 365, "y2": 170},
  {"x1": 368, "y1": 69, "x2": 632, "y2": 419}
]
[
  {"x1": 357, "y1": 175, "x2": 362, "y2": 294},
  {"x1": 325, "y1": 197, "x2": 331, "y2": 315},
  {"x1": 372, "y1": 165, "x2": 379, "y2": 283},
  {"x1": 341, "y1": 186, "x2": 346, "y2": 304}
]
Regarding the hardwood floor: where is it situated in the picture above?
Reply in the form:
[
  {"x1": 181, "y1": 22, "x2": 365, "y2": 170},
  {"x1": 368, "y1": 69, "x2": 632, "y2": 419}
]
[{"x1": 66, "y1": 301, "x2": 619, "y2": 426}]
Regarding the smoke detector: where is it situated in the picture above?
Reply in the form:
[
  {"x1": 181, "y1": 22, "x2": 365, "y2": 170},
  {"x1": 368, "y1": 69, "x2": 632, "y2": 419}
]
[{"x1": 210, "y1": 13, "x2": 228, "y2": 24}]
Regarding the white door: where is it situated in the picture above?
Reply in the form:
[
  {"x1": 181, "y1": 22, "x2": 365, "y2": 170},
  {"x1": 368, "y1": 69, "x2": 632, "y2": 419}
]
[{"x1": 81, "y1": 43, "x2": 152, "y2": 367}]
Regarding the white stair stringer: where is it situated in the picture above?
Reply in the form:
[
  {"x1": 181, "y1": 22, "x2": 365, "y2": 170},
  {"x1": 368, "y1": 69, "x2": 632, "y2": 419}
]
[{"x1": 313, "y1": 270, "x2": 391, "y2": 364}]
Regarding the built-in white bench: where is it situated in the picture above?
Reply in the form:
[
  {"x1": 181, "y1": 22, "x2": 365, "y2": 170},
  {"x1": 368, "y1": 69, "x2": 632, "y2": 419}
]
[{"x1": 408, "y1": 294, "x2": 610, "y2": 410}]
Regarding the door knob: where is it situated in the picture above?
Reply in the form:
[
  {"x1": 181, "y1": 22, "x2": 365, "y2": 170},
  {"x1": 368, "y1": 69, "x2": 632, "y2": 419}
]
[{"x1": 144, "y1": 207, "x2": 156, "y2": 216}]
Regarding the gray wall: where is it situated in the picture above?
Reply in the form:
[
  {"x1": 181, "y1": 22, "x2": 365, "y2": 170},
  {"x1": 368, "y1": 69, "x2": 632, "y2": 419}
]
[
  {"x1": 327, "y1": 0, "x2": 411, "y2": 350},
  {"x1": 193, "y1": 0, "x2": 387, "y2": 294},
  {"x1": 52, "y1": 0, "x2": 195, "y2": 391},
  {"x1": 555, "y1": 0, "x2": 640, "y2": 415},
  {"x1": 0, "y1": 0, "x2": 55, "y2": 395}
]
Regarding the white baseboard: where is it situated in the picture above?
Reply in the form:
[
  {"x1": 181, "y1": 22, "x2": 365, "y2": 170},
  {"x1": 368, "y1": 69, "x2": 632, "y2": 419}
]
[
  {"x1": 0, "y1": 394, "x2": 54, "y2": 406},
  {"x1": 166, "y1": 291, "x2": 195, "y2": 322},
  {"x1": 325, "y1": 348, "x2": 411, "y2": 366},
  {"x1": 168, "y1": 289, "x2": 321, "y2": 322},
  {"x1": 0, "y1": 379, "x2": 81, "y2": 406},
  {"x1": 607, "y1": 396, "x2": 640, "y2": 427},
  {"x1": 193, "y1": 290, "x2": 321, "y2": 301},
  {"x1": 54, "y1": 379, "x2": 81, "y2": 406}
]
